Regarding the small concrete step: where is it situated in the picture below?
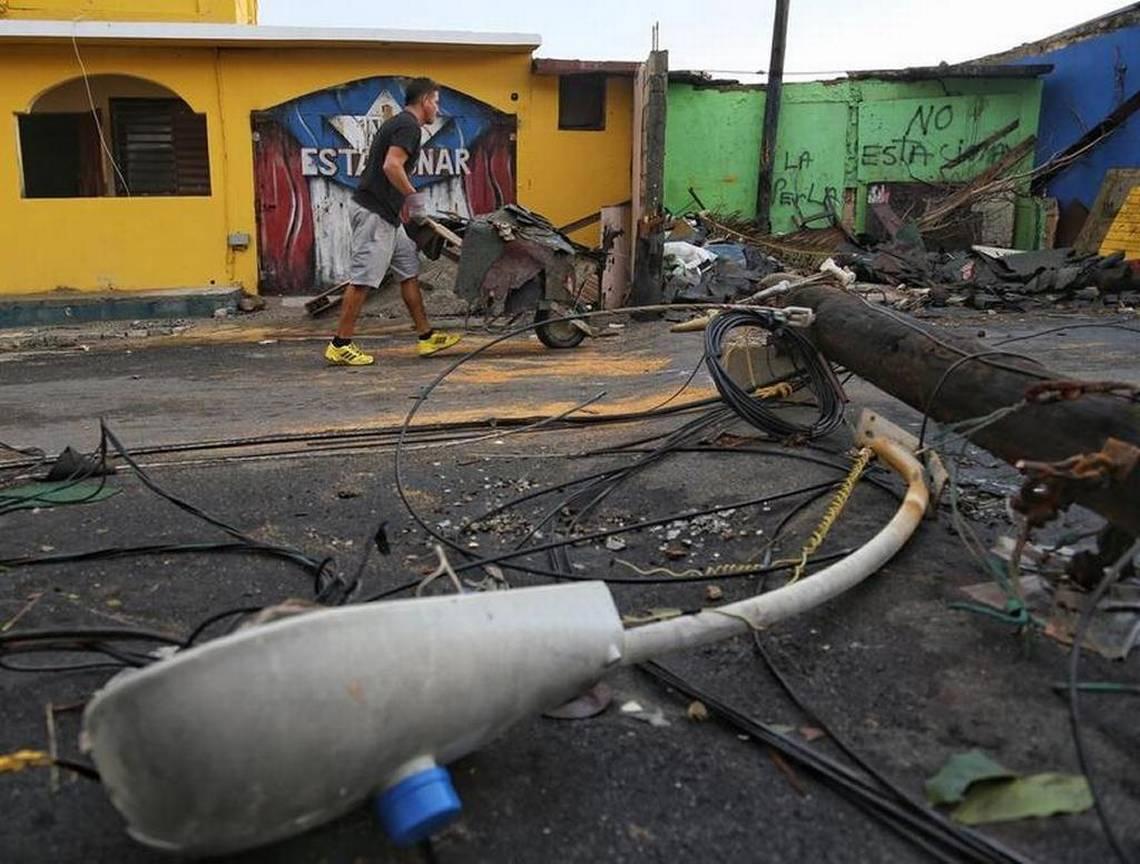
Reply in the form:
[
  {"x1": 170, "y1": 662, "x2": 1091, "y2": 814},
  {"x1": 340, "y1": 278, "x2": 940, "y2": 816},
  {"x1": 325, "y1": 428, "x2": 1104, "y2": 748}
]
[{"x1": 0, "y1": 287, "x2": 244, "y2": 329}]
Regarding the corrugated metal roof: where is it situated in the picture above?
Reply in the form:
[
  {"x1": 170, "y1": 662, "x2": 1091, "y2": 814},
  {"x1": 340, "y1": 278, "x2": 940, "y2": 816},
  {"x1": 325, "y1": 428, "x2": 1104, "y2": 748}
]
[{"x1": 0, "y1": 20, "x2": 541, "y2": 51}]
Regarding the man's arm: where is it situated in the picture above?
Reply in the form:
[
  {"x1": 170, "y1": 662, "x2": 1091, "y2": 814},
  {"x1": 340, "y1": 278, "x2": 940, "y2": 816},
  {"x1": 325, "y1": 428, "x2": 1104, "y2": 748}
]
[{"x1": 382, "y1": 146, "x2": 417, "y2": 197}]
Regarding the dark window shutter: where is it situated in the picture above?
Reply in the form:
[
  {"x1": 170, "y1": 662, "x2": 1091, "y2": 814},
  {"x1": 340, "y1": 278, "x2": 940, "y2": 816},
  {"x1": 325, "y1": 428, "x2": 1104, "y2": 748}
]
[
  {"x1": 558, "y1": 75, "x2": 607, "y2": 131},
  {"x1": 111, "y1": 98, "x2": 211, "y2": 196}
]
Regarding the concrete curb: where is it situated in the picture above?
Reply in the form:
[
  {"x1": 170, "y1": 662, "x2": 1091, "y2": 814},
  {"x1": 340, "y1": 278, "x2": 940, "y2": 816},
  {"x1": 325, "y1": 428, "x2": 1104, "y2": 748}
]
[{"x1": 0, "y1": 287, "x2": 244, "y2": 330}]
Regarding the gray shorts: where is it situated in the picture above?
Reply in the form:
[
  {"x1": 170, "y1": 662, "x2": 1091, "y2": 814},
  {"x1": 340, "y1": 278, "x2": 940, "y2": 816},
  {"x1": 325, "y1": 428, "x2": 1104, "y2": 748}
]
[{"x1": 348, "y1": 199, "x2": 420, "y2": 287}]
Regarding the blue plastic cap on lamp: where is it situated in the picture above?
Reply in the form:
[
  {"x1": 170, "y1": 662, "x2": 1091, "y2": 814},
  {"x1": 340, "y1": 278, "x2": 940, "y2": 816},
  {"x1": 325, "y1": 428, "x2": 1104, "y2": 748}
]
[{"x1": 375, "y1": 766, "x2": 462, "y2": 847}]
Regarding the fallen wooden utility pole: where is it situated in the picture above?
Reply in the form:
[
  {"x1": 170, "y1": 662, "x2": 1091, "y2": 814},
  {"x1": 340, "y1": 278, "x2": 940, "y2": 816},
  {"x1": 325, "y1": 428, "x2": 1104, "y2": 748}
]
[{"x1": 788, "y1": 284, "x2": 1140, "y2": 535}]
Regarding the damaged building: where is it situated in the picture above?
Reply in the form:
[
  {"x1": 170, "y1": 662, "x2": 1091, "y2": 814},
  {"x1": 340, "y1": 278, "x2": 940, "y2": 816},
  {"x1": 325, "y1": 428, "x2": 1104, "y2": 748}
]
[{"x1": 665, "y1": 66, "x2": 1049, "y2": 247}]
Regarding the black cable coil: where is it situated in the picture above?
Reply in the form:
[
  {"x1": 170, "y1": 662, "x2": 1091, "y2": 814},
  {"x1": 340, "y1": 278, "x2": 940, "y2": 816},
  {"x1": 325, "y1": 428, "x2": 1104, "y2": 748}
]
[{"x1": 704, "y1": 308, "x2": 844, "y2": 440}]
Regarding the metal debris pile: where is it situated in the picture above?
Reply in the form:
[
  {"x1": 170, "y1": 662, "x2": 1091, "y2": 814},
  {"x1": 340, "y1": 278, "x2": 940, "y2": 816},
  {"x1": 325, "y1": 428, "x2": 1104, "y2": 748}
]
[
  {"x1": 659, "y1": 205, "x2": 1137, "y2": 313},
  {"x1": 837, "y1": 241, "x2": 1138, "y2": 311}
]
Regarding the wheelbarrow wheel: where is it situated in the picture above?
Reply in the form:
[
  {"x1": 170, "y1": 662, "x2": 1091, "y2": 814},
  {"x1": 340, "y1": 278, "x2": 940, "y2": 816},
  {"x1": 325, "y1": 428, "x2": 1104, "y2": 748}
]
[{"x1": 534, "y1": 307, "x2": 585, "y2": 349}]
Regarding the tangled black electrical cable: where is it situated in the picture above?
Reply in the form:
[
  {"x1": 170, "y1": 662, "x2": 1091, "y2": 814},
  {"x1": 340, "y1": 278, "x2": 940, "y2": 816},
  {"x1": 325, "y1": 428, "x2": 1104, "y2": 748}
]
[
  {"x1": 897, "y1": 319, "x2": 1140, "y2": 858},
  {"x1": 484, "y1": 319, "x2": 860, "y2": 583},
  {"x1": 511, "y1": 360, "x2": 839, "y2": 561},
  {"x1": 0, "y1": 435, "x2": 111, "y2": 516},
  {"x1": 704, "y1": 309, "x2": 845, "y2": 440},
  {"x1": 0, "y1": 440, "x2": 49, "y2": 492},
  {"x1": 372, "y1": 310, "x2": 723, "y2": 592},
  {"x1": 507, "y1": 405, "x2": 738, "y2": 554},
  {"x1": 640, "y1": 660, "x2": 1036, "y2": 864},
  {"x1": 1, "y1": 422, "x2": 342, "y2": 599},
  {"x1": 1068, "y1": 539, "x2": 1140, "y2": 864},
  {"x1": 0, "y1": 420, "x2": 357, "y2": 673},
  {"x1": 750, "y1": 635, "x2": 1038, "y2": 864},
  {"x1": 995, "y1": 322, "x2": 1140, "y2": 346},
  {"x1": 371, "y1": 306, "x2": 904, "y2": 600},
  {"x1": 0, "y1": 627, "x2": 184, "y2": 674}
]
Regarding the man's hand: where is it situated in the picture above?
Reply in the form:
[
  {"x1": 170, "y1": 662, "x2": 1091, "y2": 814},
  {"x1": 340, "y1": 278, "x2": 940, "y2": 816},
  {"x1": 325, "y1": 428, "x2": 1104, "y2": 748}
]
[{"x1": 405, "y1": 191, "x2": 430, "y2": 224}]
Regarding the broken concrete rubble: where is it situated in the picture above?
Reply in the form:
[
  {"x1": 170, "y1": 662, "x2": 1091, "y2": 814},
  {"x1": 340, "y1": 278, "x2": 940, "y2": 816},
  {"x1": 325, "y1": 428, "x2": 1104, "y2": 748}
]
[
  {"x1": 837, "y1": 241, "x2": 1136, "y2": 310},
  {"x1": 658, "y1": 210, "x2": 1137, "y2": 315}
]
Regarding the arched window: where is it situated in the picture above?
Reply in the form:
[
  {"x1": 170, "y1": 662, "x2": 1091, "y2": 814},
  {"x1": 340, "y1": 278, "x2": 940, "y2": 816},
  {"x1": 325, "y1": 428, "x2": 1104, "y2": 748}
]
[{"x1": 18, "y1": 74, "x2": 211, "y2": 199}]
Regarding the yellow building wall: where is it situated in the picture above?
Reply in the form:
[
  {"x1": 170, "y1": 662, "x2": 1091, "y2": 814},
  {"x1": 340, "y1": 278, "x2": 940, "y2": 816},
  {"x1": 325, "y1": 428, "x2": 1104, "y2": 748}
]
[
  {"x1": 0, "y1": 0, "x2": 255, "y2": 22},
  {"x1": 234, "y1": 0, "x2": 254, "y2": 24},
  {"x1": 0, "y1": 44, "x2": 231, "y2": 295},
  {"x1": 522, "y1": 75, "x2": 633, "y2": 246},
  {"x1": 0, "y1": 41, "x2": 634, "y2": 295}
]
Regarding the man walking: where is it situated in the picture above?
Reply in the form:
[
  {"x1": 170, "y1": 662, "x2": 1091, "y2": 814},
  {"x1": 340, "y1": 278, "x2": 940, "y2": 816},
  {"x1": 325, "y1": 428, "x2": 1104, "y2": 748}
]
[{"x1": 325, "y1": 77, "x2": 462, "y2": 366}]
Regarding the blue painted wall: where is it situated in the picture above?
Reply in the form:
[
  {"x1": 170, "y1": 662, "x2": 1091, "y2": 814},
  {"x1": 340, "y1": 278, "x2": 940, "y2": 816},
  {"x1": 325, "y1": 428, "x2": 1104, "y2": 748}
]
[{"x1": 1014, "y1": 23, "x2": 1140, "y2": 209}]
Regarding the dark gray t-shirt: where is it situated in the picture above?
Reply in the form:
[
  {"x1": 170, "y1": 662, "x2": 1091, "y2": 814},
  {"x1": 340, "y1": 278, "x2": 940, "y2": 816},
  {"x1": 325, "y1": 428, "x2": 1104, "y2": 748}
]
[{"x1": 353, "y1": 110, "x2": 422, "y2": 225}]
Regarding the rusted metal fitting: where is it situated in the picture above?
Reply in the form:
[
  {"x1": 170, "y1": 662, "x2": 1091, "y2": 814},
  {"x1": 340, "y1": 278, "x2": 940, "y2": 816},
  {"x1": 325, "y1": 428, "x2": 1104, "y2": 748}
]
[
  {"x1": 1024, "y1": 379, "x2": 1140, "y2": 405},
  {"x1": 1013, "y1": 438, "x2": 1140, "y2": 527}
]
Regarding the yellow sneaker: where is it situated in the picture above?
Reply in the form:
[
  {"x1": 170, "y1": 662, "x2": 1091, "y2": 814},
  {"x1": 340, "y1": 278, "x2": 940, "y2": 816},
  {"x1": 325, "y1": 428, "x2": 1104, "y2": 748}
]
[
  {"x1": 324, "y1": 341, "x2": 374, "y2": 366},
  {"x1": 417, "y1": 331, "x2": 462, "y2": 357}
]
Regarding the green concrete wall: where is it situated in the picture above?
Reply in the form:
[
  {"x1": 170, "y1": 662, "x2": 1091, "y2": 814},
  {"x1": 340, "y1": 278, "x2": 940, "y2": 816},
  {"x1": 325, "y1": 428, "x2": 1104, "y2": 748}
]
[
  {"x1": 665, "y1": 85, "x2": 765, "y2": 217},
  {"x1": 769, "y1": 83, "x2": 849, "y2": 232},
  {"x1": 665, "y1": 76, "x2": 1044, "y2": 243}
]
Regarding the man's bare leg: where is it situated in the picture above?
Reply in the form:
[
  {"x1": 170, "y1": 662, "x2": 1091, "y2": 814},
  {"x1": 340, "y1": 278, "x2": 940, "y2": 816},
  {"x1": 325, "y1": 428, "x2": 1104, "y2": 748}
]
[
  {"x1": 400, "y1": 276, "x2": 431, "y2": 336},
  {"x1": 335, "y1": 284, "x2": 370, "y2": 340},
  {"x1": 325, "y1": 283, "x2": 375, "y2": 365},
  {"x1": 400, "y1": 275, "x2": 460, "y2": 356}
]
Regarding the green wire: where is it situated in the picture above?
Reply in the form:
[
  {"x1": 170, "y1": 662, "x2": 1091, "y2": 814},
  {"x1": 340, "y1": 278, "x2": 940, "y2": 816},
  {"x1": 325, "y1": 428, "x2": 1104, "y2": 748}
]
[{"x1": 1051, "y1": 682, "x2": 1140, "y2": 696}]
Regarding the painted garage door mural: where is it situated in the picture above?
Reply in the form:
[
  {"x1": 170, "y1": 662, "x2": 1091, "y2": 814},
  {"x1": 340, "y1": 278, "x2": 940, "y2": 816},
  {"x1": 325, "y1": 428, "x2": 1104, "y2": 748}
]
[{"x1": 253, "y1": 77, "x2": 517, "y2": 294}]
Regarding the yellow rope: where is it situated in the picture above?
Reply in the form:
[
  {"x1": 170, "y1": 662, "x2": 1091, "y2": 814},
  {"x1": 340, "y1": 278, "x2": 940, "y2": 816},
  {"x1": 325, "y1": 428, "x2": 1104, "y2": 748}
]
[
  {"x1": 615, "y1": 559, "x2": 704, "y2": 580},
  {"x1": 0, "y1": 750, "x2": 51, "y2": 775},
  {"x1": 753, "y1": 381, "x2": 794, "y2": 400},
  {"x1": 618, "y1": 556, "x2": 804, "y2": 580},
  {"x1": 616, "y1": 442, "x2": 867, "y2": 585},
  {"x1": 789, "y1": 447, "x2": 875, "y2": 583},
  {"x1": 703, "y1": 555, "x2": 800, "y2": 578},
  {"x1": 703, "y1": 561, "x2": 760, "y2": 577}
]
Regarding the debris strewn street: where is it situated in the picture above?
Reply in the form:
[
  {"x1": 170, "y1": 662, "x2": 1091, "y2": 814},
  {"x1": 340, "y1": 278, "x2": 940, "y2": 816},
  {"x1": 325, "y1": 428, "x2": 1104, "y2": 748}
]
[{"x1": 2, "y1": 2, "x2": 1139, "y2": 863}]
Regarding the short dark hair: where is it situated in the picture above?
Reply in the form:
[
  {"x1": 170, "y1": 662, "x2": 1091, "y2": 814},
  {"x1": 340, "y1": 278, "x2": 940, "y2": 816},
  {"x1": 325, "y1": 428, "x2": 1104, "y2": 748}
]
[{"x1": 405, "y1": 77, "x2": 440, "y2": 107}]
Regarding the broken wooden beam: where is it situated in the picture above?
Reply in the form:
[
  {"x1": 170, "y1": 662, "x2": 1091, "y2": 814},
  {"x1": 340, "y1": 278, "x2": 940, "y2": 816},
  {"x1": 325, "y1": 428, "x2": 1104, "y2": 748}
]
[
  {"x1": 304, "y1": 281, "x2": 349, "y2": 317},
  {"x1": 917, "y1": 136, "x2": 1036, "y2": 231},
  {"x1": 788, "y1": 284, "x2": 1140, "y2": 533},
  {"x1": 1031, "y1": 87, "x2": 1140, "y2": 194},
  {"x1": 423, "y1": 216, "x2": 464, "y2": 249},
  {"x1": 940, "y1": 119, "x2": 1020, "y2": 170}
]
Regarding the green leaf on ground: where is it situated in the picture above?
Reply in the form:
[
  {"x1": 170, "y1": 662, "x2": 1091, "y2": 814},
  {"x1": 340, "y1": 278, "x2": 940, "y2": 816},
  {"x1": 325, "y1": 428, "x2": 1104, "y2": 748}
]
[
  {"x1": 925, "y1": 750, "x2": 1016, "y2": 805},
  {"x1": 0, "y1": 481, "x2": 118, "y2": 512},
  {"x1": 952, "y1": 773, "x2": 1093, "y2": 825}
]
